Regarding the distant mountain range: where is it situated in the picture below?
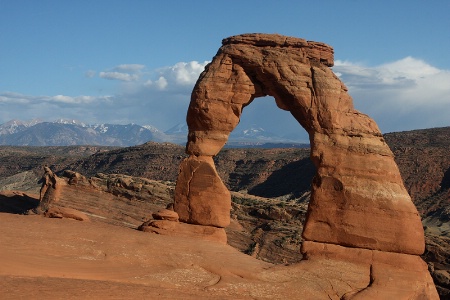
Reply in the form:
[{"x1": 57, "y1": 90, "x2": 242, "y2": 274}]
[{"x1": 0, "y1": 119, "x2": 309, "y2": 147}]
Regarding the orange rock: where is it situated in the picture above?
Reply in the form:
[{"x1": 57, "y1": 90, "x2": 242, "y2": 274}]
[
  {"x1": 152, "y1": 209, "x2": 179, "y2": 222},
  {"x1": 301, "y1": 241, "x2": 439, "y2": 299},
  {"x1": 140, "y1": 220, "x2": 227, "y2": 244},
  {"x1": 44, "y1": 206, "x2": 90, "y2": 221},
  {"x1": 174, "y1": 155, "x2": 230, "y2": 228},
  {"x1": 171, "y1": 33, "x2": 437, "y2": 296},
  {"x1": 176, "y1": 33, "x2": 424, "y2": 255}
]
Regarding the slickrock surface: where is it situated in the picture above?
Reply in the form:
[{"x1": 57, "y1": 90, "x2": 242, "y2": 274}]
[
  {"x1": 0, "y1": 213, "x2": 438, "y2": 299},
  {"x1": 0, "y1": 172, "x2": 439, "y2": 298}
]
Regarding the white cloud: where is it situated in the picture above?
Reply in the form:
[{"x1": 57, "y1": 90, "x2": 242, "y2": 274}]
[
  {"x1": 115, "y1": 64, "x2": 145, "y2": 72},
  {"x1": 99, "y1": 71, "x2": 139, "y2": 82},
  {"x1": 168, "y1": 61, "x2": 208, "y2": 85},
  {"x1": 0, "y1": 92, "x2": 31, "y2": 103},
  {"x1": 0, "y1": 61, "x2": 209, "y2": 129},
  {"x1": 97, "y1": 61, "x2": 208, "y2": 89},
  {"x1": 0, "y1": 92, "x2": 113, "y2": 125},
  {"x1": 142, "y1": 77, "x2": 168, "y2": 90},
  {"x1": 97, "y1": 64, "x2": 145, "y2": 82},
  {"x1": 154, "y1": 76, "x2": 168, "y2": 90},
  {"x1": 48, "y1": 95, "x2": 108, "y2": 104},
  {"x1": 333, "y1": 57, "x2": 450, "y2": 132},
  {"x1": 0, "y1": 92, "x2": 110, "y2": 105}
]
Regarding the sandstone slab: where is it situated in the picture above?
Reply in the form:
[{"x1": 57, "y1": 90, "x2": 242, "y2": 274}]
[
  {"x1": 140, "y1": 219, "x2": 227, "y2": 244},
  {"x1": 0, "y1": 213, "x2": 437, "y2": 299},
  {"x1": 44, "y1": 206, "x2": 90, "y2": 221}
]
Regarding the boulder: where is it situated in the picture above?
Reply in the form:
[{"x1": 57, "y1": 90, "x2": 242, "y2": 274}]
[
  {"x1": 44, "y1": 207, "x2": 90, "y2": 221},
  {"x1": 152, "y1": 209, "x2": 179, "y2": 222}
]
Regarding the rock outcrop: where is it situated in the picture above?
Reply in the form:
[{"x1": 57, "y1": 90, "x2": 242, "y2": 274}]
[
  {"x1": 173, "y1": 33, "x2": 438, "y2": 298},
  {"x1": 44, "y1": 206, "x2": 90, "y2": 221},
  {"x1": 35, "y1": 166, "x2": 63, "y2": 214}
]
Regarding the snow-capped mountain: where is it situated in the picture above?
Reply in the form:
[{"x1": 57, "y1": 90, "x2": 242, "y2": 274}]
[
  {"x1": 230, "y1": 126, "x2": 275, "y2": 139},
  {"x1": 0, "y1": 120, "x2": 309, "y2": 147},
  {"x1": 54, "y1": 118, "x2": 88, "y2": 127},
  {"x1": 0, "y1": 120, "x2": 164, "y2": 146},
  {"x1": 165, "y1": 123, "x2": 188, "y2": 135},
  {"x1": 0, "y1": 119, "x2": 43, "y2": 135},
  {"x1": 163, "y1": 123, "x2": 188, "y2": 144},
  {"x1": 227, "y1": 125, "x2": 309, "y2": 147}
]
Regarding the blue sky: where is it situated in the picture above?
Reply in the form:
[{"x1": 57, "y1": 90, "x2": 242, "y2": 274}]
[{"x1": 1, "y1": 0, "x2": 449, "y2": 139}]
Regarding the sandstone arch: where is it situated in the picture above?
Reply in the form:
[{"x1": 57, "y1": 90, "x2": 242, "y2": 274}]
[{"x1": 173, "y1": 33, "x2": 424, "y2": 256}]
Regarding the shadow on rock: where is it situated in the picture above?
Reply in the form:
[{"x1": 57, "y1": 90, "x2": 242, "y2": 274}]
[{"x1": 0, "y1": 192, "x2": 39, "y2": 214}]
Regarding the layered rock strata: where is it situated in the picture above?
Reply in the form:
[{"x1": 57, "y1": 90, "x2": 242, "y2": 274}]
[{"x1": 173, "y1": 33, "x2": 438, "y2": 297}]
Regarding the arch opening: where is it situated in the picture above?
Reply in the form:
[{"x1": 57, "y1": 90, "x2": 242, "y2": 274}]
[
  {"x1": 220, "y1": 95, "x2": 313, "y2": 203},
  {"x1": 229, "y1": 95, "x2": 309, "y2": 146}
]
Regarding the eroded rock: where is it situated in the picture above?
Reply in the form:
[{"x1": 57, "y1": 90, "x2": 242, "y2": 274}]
[
  {"x1": 152, "y1": 208, "x2": 179, "y2": 222},
  {"x1": 175, "y1": 33, "x2": 424, "y2": 254},
  {"x1": 35, "y1": 166, "x2": 63, "y2": 214},
  {"x1": 173, "y1": 33, "x2": 437, "y2": 297},
  {"x1": 44, "y1": 207, "x2": 90, "y2": 221},
  {"x1": 301, "y1": 241, "x2": 438, "y2": 299},
  {"x1": 139, "y1": 220, "x2": 227, "y2": 244},
  {"x1": 174, "y1": 155, "x2": 230, "y2": 227}
]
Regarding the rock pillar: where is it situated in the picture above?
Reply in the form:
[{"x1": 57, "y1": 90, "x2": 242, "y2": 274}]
[{"x1": 174, "y1": 156, "x2": 230, "y2": 227}]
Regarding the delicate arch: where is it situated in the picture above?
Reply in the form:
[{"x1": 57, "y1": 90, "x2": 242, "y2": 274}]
[{"x1": 174, "y1": 33, "x2": 424, "y2": 255}]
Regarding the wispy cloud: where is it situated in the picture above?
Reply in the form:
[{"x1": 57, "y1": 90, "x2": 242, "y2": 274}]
[
  {"x1": 98, "y1": 64, "x2": 146, "y2": 82},
  {"x1": 0, "y1": 61, "x2": 210, "y2": 129},
  {"x1": 85, "y1": 70, "x2": 96, "y2": 78},
  {"x1": 99, "y1": 71, "x2": 139, "y2": 82},
  {"x1": 0, "y1": 92, "x2": 110, "y2": 105},
  {"x1": 96, "y1": 61, "x2": 209, "y2": 87},
  {"x1": 115, "y1": 64, "x2": 145, "y2": 72}
]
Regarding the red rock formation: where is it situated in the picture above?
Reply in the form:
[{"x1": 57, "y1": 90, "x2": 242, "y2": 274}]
[
  {"x1": 139, "y1": 220, "x2": 227, "y2": 244},
  {"x1": 152, "y1": 208, "x2": 179, "y2": 222},
  {"x1": 173, "y1": 33, "x2": 437, "y2": 298},
  {"x1": 175, "y1": 33, "x2": 423, "y2": 253},
  {"x1": 174, "y1": 155, "x2": 230, "y2": 227},
  {"x1": 44, "y1": 206, "x2": 90, "y2": 221},
  {"x1": 36, "y1": 166, "x2": 63, "y2": 214}
]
